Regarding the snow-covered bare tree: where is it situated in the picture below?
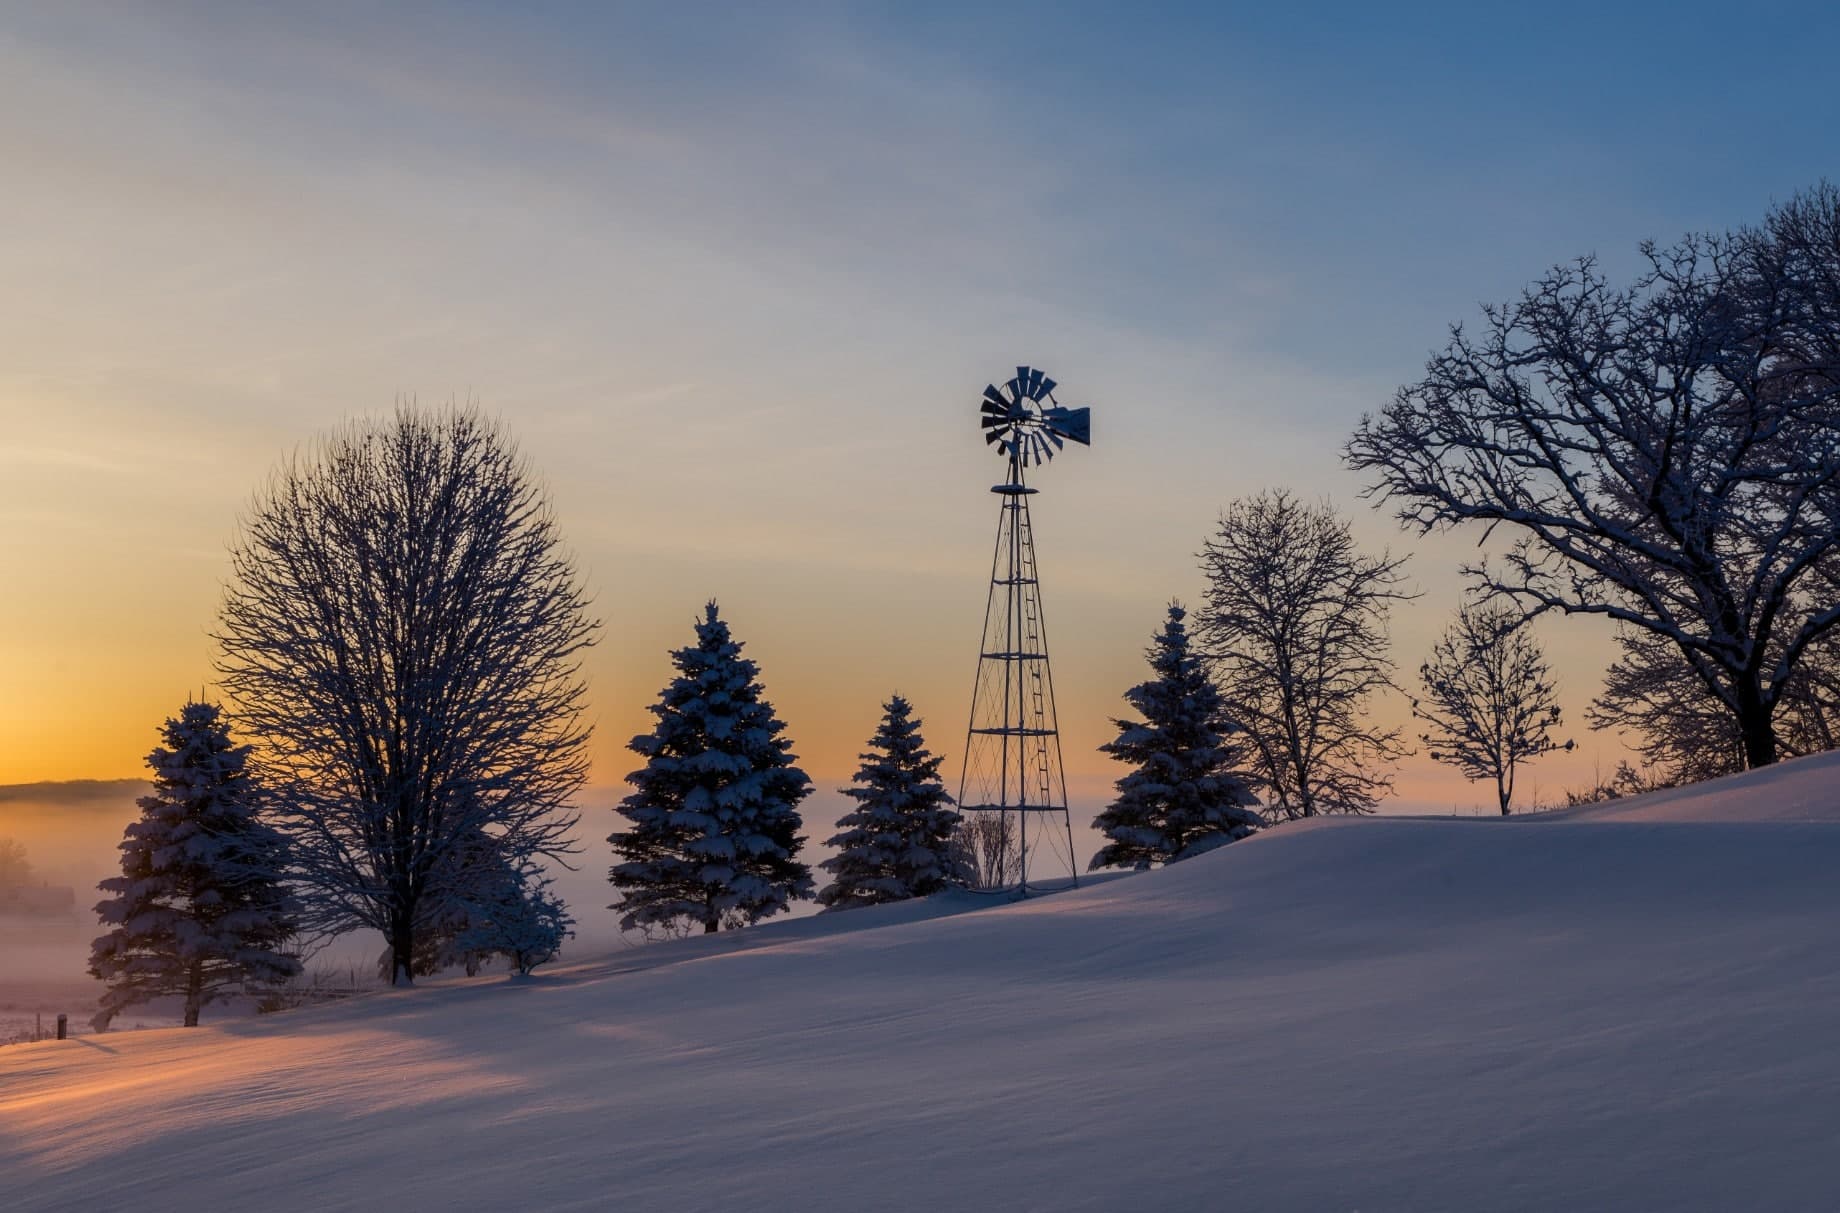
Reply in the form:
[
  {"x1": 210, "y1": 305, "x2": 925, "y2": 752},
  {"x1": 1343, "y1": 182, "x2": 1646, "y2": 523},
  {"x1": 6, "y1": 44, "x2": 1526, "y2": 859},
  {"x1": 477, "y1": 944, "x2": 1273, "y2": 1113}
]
[
  {"x1": 610, "y1": 602, "x2": 813, "y2": 935},
  {"x1": 1413, "y1": 604, "x2": 1568, "y2": 815},
  {"x1": 1589, "y1": 628, "x2": 1747, "y2": 784},
  {"x1": 89, "y1": 701, "x2": 299, "y2": 1028},
  {"x1": 818, "y1": 695, "x2": 964, "y2": 911},
  {"x1": 1198, "y1": 491, "x2": 1412, "y2": 818},
  {"x1": 1347, "y1": 185, "x2": 1840, "y2": 771},
  {"x1": 1744, "y1": 639, "x2": 1840, "y2": 756},
  {"x1": 1092, "y1": 604, "x2": 1263, "y2": 869},
  {"x1": 1590, "y1": 627, "x2": 1840, "y2": 784},
  {"x1": 216, "y1": 405, "x2": 596, "y2": 985},
  {"x1": 0, "y1": 838, "x2": 29, "y2": 890},
  {"x1": 950, "y1": 812, "x2": 1017, "y2": 891}
]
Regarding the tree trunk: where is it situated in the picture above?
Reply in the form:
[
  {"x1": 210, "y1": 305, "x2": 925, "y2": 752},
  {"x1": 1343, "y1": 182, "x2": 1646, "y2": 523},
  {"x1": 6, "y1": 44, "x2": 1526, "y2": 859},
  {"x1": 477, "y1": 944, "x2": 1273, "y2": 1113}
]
[
  {"x1": 390, "y1": 909, "x2": 416, "y2": 986},
  {"x1": 183, "y1": 962, "x2": 203, "y2": 1027},
  {"x1": 1736, "y1": 681, "x2": 1779, "y2": 769}
]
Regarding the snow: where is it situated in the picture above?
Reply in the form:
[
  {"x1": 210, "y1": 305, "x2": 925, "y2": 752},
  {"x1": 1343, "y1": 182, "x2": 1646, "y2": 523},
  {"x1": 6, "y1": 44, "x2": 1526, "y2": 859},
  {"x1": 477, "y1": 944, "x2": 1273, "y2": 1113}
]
[{"x1": 7, "y1": 752, "x2": 1840, "y2": 1210}]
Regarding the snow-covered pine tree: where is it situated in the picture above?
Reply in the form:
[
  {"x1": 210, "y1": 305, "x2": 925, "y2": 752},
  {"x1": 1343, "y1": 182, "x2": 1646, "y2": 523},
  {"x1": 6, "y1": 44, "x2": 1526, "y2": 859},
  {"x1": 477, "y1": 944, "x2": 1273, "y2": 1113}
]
[
  {"x1": 1091, "y1": 604, "x2": 1264, "y2": 870},
  {"x1": 372, "y1": 826, "x2": 554, "y2": 980},
  {"x1": 610, "y1": 602, "x2": 814, "y2": 934},
  {"x1": 89, "y1": 700, "x2": 300, "y2": 1028},
  {"x1": 452, "y1": 862, "x2": 575, "y2": 976},
  {"x1": 817, "y1": 695, "x2": 965, "y2": 911}
]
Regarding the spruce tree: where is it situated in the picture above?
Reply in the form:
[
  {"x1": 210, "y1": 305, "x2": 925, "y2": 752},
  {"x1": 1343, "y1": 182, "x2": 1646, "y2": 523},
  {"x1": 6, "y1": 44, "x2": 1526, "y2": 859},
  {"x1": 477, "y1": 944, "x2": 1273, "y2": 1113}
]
[
  {"x1": 818, "y1": 695, "x2": 965, "y2": 911},
  {"x1": 90, "y1": 700, "x2": 300, "y2": 1027},
  {"x1": 1091, "y1": 604, "x2": 1263, "y2": 870},
  {"x1": 610, "y1": 602, "x2": 814, "y2": 934},
  {"x1": 451, "y1": 862, "x2": 575, "y2": 976},
  {"x1": 374, "y1": 828, "x2": 569, "y2": 979}
]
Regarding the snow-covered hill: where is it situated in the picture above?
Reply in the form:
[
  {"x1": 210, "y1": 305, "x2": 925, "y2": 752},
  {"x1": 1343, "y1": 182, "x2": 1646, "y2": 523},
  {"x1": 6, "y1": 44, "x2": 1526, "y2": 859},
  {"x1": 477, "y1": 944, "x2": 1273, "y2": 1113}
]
[{"x1": 6, "y1": 752, "x2": 1840, "y2": 1212}]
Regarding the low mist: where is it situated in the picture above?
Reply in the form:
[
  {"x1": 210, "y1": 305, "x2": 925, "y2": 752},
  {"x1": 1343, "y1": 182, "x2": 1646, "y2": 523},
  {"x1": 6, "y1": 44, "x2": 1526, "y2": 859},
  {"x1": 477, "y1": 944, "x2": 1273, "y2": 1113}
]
[{"x1": 0, "y1": 774, "x2": 1103, "y2": 1031}]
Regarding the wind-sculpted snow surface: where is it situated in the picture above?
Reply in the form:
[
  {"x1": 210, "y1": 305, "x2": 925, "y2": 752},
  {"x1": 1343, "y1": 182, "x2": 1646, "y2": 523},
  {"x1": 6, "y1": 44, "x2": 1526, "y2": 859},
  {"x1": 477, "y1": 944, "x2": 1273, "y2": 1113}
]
[{"x1": 6, "y1": 753, "x2": 1840, "y2": 1211}]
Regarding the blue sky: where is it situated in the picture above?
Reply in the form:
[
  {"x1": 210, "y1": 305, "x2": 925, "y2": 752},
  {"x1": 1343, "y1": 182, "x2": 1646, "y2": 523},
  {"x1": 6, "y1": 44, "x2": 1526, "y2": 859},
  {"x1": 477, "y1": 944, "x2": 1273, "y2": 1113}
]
[{"x1": 3, "y1": 1, "x2": 1836, "y2": 804}]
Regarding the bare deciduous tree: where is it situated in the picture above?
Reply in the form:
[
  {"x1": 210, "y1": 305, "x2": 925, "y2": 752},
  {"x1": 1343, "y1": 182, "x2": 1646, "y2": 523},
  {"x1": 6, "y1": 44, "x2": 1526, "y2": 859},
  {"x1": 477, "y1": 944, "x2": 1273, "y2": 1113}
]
[
  {"x1": 217, "y1": 406, "x2": 597, "y2": 985},
  {"x1": 1413, "y1": 604, "x2": 1567, "y2": 815},
  {"x1": 1198, "y1": 490, "x2": 1412, "y2": 818},
  {"x1": 950, "y1": 811, "x2": 1018, "y2": 891},
  {"x1": 0, "y1": 838, "x2": 30, "y2": 890},
  {"x1": 1347, "y1": 185, "x2": 1840, "y2": 770},
  {"x1": 1590, "y1": 626, "x2": 1840, "y2": 784}
]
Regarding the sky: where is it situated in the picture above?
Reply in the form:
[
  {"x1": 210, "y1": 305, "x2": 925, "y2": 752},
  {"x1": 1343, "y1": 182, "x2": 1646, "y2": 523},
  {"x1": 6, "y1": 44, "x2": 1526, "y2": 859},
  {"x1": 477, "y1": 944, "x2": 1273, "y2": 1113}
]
[{"x1": 4, "y1": 0, "x2": 1839, "y2": 818}]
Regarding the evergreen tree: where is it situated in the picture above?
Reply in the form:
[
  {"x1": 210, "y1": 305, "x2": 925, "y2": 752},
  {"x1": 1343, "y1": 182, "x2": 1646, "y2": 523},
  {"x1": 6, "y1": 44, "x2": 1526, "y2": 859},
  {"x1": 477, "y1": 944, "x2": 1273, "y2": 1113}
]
[
  {"x1": 90, "y1": 700, "x2": 300, "y2": 1028},
  {"x1": 610, "y1": 602, "x2": 814, "y2": 934},
  {"x1": 372, "y1": 827, "x2": 568, "y2": 979},
  {"x1": 1091, "y1": 604, "x2": 1264, "y2": 870},
  {"x1": 451, "y1": 862, "x2": 575, "y2": 976},
  {"x1": 818, "y1": 695, "x2": 965, "y2": 911}
]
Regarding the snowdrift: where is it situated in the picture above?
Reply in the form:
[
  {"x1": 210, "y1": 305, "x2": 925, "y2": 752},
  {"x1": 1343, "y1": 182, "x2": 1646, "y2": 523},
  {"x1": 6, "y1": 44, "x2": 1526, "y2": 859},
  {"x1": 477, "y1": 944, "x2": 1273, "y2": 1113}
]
[{"x1": 5, "y1": 752, "x2": 1840, "y2": 1211}]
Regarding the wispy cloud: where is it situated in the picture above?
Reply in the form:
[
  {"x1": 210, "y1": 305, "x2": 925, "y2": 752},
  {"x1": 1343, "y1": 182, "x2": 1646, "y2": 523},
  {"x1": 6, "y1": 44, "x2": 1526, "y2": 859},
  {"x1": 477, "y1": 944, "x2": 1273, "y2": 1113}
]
[{"x1": 2, "y1": 4, "x2": 1836, "y2": 797}]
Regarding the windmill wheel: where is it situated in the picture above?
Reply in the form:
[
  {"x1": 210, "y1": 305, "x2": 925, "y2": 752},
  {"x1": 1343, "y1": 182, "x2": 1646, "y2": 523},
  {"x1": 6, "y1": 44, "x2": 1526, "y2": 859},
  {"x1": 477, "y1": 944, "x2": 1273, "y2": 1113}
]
[{"x1": 979, "y1": 366, "x2": 1091, "y2": 467}]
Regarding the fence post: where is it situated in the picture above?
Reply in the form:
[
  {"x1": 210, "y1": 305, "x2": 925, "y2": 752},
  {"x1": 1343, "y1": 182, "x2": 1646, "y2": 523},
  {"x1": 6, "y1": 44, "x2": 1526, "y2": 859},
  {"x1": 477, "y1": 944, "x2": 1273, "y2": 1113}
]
[{"x1": 56, "y1": 1013, "x2": 67, "y2": 1040}]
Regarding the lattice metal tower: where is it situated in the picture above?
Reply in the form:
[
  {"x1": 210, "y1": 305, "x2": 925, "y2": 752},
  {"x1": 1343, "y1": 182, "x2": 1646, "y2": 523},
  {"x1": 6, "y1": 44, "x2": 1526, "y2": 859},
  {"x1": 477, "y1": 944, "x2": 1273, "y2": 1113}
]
[{"x1": 957, "y1": 367, "x2": 1092, "y2": 895}]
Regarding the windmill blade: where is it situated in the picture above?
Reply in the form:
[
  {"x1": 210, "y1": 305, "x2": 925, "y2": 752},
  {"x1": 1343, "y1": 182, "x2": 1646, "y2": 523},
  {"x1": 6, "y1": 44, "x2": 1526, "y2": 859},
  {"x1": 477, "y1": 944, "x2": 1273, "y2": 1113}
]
[
  {"x1": 986, "y1": 402, "x2": 1025, "y2": 424},
  {"x1": 1018, "y1": 366, "x2": 1040, "y2": 400},
  {"x1": 1043, "y1": 406, "x2": 1091, "y2": 445},
  {"x1": 982, "y1": 384, "x2": 1010, "y2": 409},
  {"x1": 984, "y1": 427, "x2": 1006, "y2": 447},
  {"x1": 1038, "y1": 373, "x2": 1057, "y2": 398},
  {"x1": 981, "y1": 413, "x2": 1011, "y2": 430}
]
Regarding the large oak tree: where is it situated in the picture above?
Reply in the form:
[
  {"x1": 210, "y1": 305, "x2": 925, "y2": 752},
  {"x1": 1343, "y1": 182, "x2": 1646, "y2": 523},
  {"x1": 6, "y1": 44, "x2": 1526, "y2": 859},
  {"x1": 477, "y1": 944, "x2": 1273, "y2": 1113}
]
[
  {"x1": 218, "y1": 406, "x2": 596, "y2": 984},
  {"x1": 1349, "y1": 186, "x2": 1840, "y2": 769}
]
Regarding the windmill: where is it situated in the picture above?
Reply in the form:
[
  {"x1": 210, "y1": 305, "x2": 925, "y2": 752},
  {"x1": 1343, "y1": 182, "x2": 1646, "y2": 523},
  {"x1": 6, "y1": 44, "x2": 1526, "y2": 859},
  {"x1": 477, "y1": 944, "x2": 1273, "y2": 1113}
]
[{"x1": 957, "y1": 366, "x2": 1091, "y2": 895}]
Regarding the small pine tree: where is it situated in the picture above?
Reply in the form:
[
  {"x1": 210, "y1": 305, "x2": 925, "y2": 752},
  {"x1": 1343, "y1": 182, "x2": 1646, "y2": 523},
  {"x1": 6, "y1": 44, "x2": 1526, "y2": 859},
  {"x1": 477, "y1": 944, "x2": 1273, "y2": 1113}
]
[
  {"x1": 452, "y1": 863, "x2": 575, "y2": 976},
  {"x1": 1091, "y1": 603, "x2": 1264, "y2": 870},
  {"x1": 90, "y1": 700, "x2": 300, "y2": 1028},
  {"x1": 818, "y1": 695, "x2": 965, "y2": 911},
  {"x1": 610, "y1": 602, "x2": 814, "y2": 934},
  {"x1": 373, "y1": 829, "x2": 567, "y2": 980}
]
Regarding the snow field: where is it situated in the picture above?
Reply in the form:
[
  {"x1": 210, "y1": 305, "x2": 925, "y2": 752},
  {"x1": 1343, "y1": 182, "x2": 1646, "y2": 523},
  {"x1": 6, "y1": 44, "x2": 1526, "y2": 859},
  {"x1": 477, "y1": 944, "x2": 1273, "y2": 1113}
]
[{"x1": 4, "y1": 752, "x2": 1840, "y2": 1211}]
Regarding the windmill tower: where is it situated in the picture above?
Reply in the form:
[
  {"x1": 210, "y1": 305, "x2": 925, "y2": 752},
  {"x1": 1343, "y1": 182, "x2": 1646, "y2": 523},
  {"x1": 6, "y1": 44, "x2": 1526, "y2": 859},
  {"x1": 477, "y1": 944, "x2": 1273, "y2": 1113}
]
[{"x1": 957, "y1": 367, "x2": 1092, "y2": 895}]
